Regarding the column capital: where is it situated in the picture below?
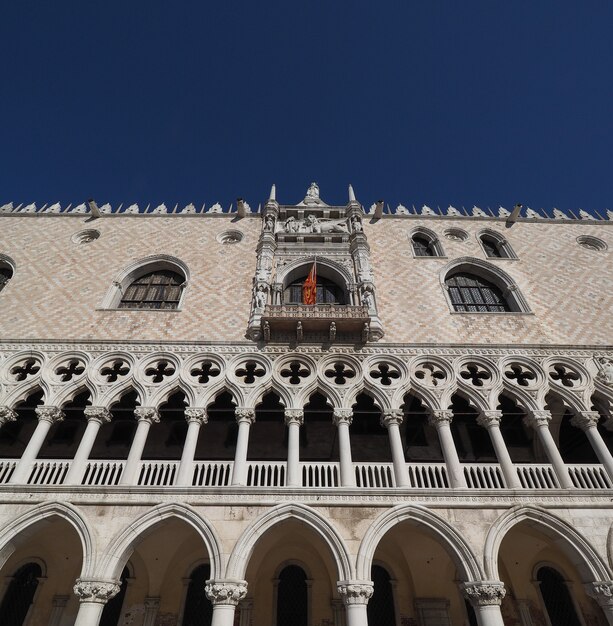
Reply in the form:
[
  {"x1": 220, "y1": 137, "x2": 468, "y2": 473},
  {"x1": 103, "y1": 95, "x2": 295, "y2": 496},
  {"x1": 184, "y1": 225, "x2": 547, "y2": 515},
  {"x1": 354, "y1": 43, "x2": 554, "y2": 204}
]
[
  {"x1": 477, "y1": 410, "x2": 503, "y2": 428},
  {"x1": 523, "y1": 410, "x2": 552, "y2": 429},
  {"x1": 284, "y1": 409, "x2": 304, "y2": 426},
  {"x1": 73, "y1": 578, "x2": 121, "y2": 603},
  {"x1": 571, "y1": 411, "x2": 601, "y2": 431},
  {"x1": 333, "y1": 409, "x2": 353, "y2": 426},
  {"x1": 235, "y1": 408, "x2": 255, "y2": 424},
  {"x1": 428, "y1": 409, "x2": 453, "y2": 427},
  {"x1": 204, "y1": 579, "x2": 248, "y2": 606},
  {"x1": 185, "y1": 408, "x2": 208, "y2": 425},
  {"x1": 134, "y1": 407, "x2": 160, "y2": 424},
  {"x1": 84, "y1": 407, "x2": 111, "y2": 424},
  {"x1": 585, "y1": 581, "x2": 613, "y2": 608},
  {"x1": 0, "y1": 407, "x2": 17, "y2": 425},
  {"x1": 35, "y1": 406, "x2": 64, "y2": 424},
  {"x1": 381, "y1": 409, "x2": 403, "y2": 427},
  {"x1": 460, "y1": 580, "x2": 506, "y2": 606},
  {"x1": 337, "y1": 581, "x2": 374, "y2": 605},
  {"x1": 144, "y1": 595, "x2": 161, "y2": 609}
]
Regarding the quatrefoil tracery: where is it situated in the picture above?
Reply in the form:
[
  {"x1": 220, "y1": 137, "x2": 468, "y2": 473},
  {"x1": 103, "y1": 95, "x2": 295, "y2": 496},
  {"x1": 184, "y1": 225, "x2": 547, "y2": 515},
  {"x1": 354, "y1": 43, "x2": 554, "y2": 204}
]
[
  {"x1": 459, "y1": 364, "x2": 491, "y2": 387},
  {"x1": 145, "y1": 360, "x2": 176, "y2": 383},
  {"x1": 549, "y1": 364, "x2": 580, "y2": 388},
  {"x1": 190, "y1": 360, "x2": 221, "y2": 384},
  {"x1": 10, "y1": 359, "x2": 41, "y2": 382},
  {"x1": 414, "y1": 363, "x2": 446, "y2": 387},
  {"x1": 235, "y1": 361, "x2": 266, "y2": 384},
  {"x1": 100, "y1": 360, "x2": 130, "y2": 382},
  {"x1": 505, "y1": 364, "x2": 536, "y2": 387},
  {"x1": 55, "y1": 359, "x2": 85, "y2": 382},
  {"x1": 280, "y1": 361, "x2": 311, "y2": 385},
  {"x1": 324, "y1": 362, "x2": 356, "y2": 385},
  {"x1": 369, "y1": 363, "x2": 400, "y2": 386}
]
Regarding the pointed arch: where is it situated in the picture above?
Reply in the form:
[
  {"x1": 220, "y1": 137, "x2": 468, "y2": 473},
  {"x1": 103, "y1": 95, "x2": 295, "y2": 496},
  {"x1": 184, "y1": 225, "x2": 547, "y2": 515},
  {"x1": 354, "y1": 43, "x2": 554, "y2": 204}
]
[
  {"x1": 149, "y1": 381, "x2": 196, "y2": 408},
  {"x1": 484, "y1": 505, "x2": 611, "y2": 582},
  {"x1": 275, "y1": 256, "x2": 354, "y2": 293},
  {"x1": 226, "y1": 503, "x2": 352, "y2": 581},
  {"x1": 99, "y1": 503, "x2": 223, "y2": 581},
  {"x1": 356, "y1": 504, "x2": 483, "y2": 581},
  {"x1": 0, "y1": 502, "x2": 94, "y2": 578},
  {"x1": 295, "y1": 382, "x2": 342, "y2": 410}
]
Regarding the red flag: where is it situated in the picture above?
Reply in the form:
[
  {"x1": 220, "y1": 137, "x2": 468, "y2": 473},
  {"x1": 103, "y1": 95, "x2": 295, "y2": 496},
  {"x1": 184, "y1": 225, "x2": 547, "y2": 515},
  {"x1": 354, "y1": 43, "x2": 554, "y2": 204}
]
[{"x1": 302, "y1": 263, "x2": 317, "y2": 305}]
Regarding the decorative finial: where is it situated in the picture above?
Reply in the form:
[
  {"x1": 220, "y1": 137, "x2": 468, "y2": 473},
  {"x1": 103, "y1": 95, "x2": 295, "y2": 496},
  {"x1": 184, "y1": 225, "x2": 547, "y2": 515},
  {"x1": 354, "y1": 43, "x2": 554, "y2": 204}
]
[
  {"x1": 348, "y1": 184, "x2": 356, "y2": 202},
  {"x1": 269, "y1": 184, "x2": 276, "y2": 201}
]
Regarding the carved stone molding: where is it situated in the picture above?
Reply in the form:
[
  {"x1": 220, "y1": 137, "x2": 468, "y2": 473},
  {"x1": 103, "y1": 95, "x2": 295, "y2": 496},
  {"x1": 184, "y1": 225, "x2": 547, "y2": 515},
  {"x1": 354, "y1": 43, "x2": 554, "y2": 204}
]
[
  {"x1": 337, "y1": 581, "x2": 374, "y2": 605},
  {"x1": 381, "y1": 409, "x2": 403, "y2": 428},
  {"x1": 0, "y1": 407, "x2": 17, "y2": 425},
  {"x1": 333, "y1": 409, "x2": 353, "y2": 426},
  {"x1": 284, "y1": 409, "x2": 304, "y2": 426},
  {"x1": 73, "y1": 579, "x2": 121, "y2": 603},
  {"x1": 524, "y1": 410, "x2": 552, "y2": 429},
  {"x1": 35, "y1": 406, "x2": 65, "y2": 424},
  {"x1": 185, "y1": 408, "x2": 208, "y2": 425},
  {"x1": 428, "y1": 409, "x2": 454, "y2": 427},
  {"x1": 571, "y1": 411, "x2": 601, "y2": 431},
  {"x1": 477, "y1": 410, "x2": 503, "y2": 429},
  {"x1": 83, "y1": 407, "x2": 111, "y2": 424},
  {"x1": 235, "y1": 408, "x2": 255, "y2": 424},
  {"x1": 134, "y1": 407, "x2": 160, "y2": 424},
  {"x1": 586, "y1": 581, "x2": 613, "y2": 608},
  {"x1": 205, "y1": 580, "x2": 248, "y2": 606},
  {"x1": 460, "y1": 581, "x2": 506, "y2": 606}
]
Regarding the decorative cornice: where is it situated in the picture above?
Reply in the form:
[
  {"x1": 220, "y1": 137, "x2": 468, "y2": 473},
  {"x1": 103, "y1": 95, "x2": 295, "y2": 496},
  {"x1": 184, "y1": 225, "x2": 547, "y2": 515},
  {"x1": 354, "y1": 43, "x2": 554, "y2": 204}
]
[
  {"x1": 185, "y1": 408, "x2": 208, "y2": 425},
  {"x1": 134, "y1": 407, "x2": 160, "y2": 424},
  {"x1": 235, "y1": 408, "x2": 255, "y2": 424},
  {"x1": 205, "y1": 580, "x2": 248, "y2": 606},
  {"x1": 460, "y1": 581, "x2": 506, "y2": 606},
  {"x1": 477, "y1": 410, "x2": 503, "y2": 429},
  {"x1": 571, "y1": 411, "x2": 601, "y2": 431},
  {"x1": 333, "y1": 409, "x2": 353, "y2": 426},
  {"x1": 381, "y1": 409, "x2": 403, "y2": 427},
  {"x1": 0, "y1": 407, "x2": 17, "y2": 425},
  {"x1": 84, "y1": 407, "x2": 112, "y2": 424},
  {"x1": 284, "y1": 409, "x2": 304, "y2": 426},
  {"x1": 73, "y1": 579, "x2": 121, "y2": 603},
  {"x1": 428, "y1": 409, "x2": 453, "y2": 427},
  {"x1": 523, "y1": 410, "x2": 552, "y2": 429},
  {"x1": 337, "y1": 581, "x2": 374, "y2": 605},
  {"x1": 35, "y1": 406, "x2": 64, "y2": 424}
]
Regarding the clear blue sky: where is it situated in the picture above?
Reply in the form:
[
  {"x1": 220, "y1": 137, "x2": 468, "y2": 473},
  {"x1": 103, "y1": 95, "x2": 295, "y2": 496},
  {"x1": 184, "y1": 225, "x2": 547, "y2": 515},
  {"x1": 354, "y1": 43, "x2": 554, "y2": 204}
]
[{"x1": 1, "y1": 2, "x2": 612, "y2": 212}]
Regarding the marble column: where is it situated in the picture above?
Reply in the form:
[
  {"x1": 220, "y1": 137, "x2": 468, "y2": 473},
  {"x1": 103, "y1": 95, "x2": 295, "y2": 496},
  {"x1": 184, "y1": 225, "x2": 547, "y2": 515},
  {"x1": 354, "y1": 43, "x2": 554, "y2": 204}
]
[
  {"x1": 460, "y1": 581, "x2": 506, "y2": 626},
  {"x1": 524, "y1": 410, "x2": 573, "y2": 488},
  {"x1": 571, "y1": 411, "x2": 613, "y2": 483},
  {"x1": 73, "y1": 578, "x2": 121, "y2": 626},
  {"x1": 143, "y1": 596, "x2": 161, "y2": 626},
  {"x1": 284, "y1": 409, "x2": 304, "y2": 487},
  {"x1": 64, "y1": 407, "x2": 111, "y2": 485},
  {"x1": 586, "y1": 581, "x2": 613, "y2": 626},
  {"x1": 381, "y1": 409, "x2": 410, "y2": 487},
  {"x1": 337, "y1": 581, "x2": 373, "y2": 626},
  {"x1": 428, "y1": 410, "x2": 467, "y2": 488},
  {"x1": 477, "y1": 410, "x2": 522, "y2": 489},
  {"x1": 175, "y1": 408, "x2": 207, "y2": 486},
  {"x1": 231, "y1": 409, "x2": 255, "y2": 486},
  {"x1": 205, "y1": 580, "x2": 248, "y2": 626},
  {"x1": 10, "y1": 406, "x2": 64, "y2": 484},
  {"x1": 333, "y1": 409, "x2": 356, "y2": 487},
  {"x1": 119, "y1": 408, "x2": 160, "y2": 486}
]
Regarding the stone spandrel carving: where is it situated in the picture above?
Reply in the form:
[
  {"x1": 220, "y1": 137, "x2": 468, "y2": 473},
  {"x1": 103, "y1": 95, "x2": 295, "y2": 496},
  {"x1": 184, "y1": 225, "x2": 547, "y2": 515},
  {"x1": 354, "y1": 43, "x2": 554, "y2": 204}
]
[
  {"x1": 460, "y1": 581, "x2": 506, "y2": 606},
  {"x1": 337, "y1": 582, "x2": 374, "y2": 605},
  {"x1": 205, "y1": 580, "x2": 248, "y2": 606},
  {"x1": 595, "y1": 357, "x2": 613, "y2": 386},
  {"x1": 73, "y1": 579, "x2": 121, "y2": 603}
]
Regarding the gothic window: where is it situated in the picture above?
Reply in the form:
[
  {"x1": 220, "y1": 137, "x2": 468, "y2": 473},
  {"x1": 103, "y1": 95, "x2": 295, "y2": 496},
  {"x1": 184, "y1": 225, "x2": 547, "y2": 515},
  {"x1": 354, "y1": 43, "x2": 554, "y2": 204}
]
[
  {"x1": 119, "y1": 270, "x2": 184, "y2": 309},
  {"x1": 100, "y1": 567, "x2": 129, "y2": 626},
  {"x1": 446, "y1": 272, "x2": 511, "y2": 312},
  {"x1": 413, "y1": 235, "x2": 434, "y2": 256},
  {"x1": 0, "y1": 562, "x2": 42, "y2": 626},
  {"x1": 0, "y1": 265, "x2": 13, "y2": 293},
  {"x1": 368, "y1": 565, "x2": 397, "y2": 626},
  {"x1": 284, "y1": 277, "x2": 345, "y2": 305},
  {"x1": 479, "y1": 232, "x2": 516, "y2": 259},
  {"x1": 276, "y1": 565, "x2": 308, "y2": 626},
  {"x1": 411, "y1": 230, "x2": 444, "y2": 257},
  {"x1": 536, "y1": 566, "x2": 582, "y2": 626},
  {"x1": 182, "y1": 564, "x2": 213, "y2": 626}
]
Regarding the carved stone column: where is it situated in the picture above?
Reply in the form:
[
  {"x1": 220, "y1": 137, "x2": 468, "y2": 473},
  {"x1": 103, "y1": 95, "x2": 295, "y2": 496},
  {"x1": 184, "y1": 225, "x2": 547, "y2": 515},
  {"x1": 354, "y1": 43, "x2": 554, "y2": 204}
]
[
  {"x1": 337, "y1": 581, "x2": 373, "y2": 626},
  {"x1": 73, "y1": 578, "x2": 121, "y2": 626},
  {"x1": 120, "y1": 408, "x2": 160, "y2": 486},
  {"x1": 143, "y1": 596, "x2": 161, "y2": 626},
  {"x1": 428, "y1": 410, "x2": 467, "y2": 488},
  {"x1": 586, "y1": 581, "x2": 613, "y2": 625},
  {"x1": 231, "y1": 409, "x2": 255, "y2": 486},
  {"x1": 333, "y1": 409, "x2": 356, "y2": 487},
  {"x1": 571, "y1": 411, "x2": 613, "y2": 483},
  {"x1": 10, "y1": 406, "x2": 64, "y2": 484},
  {"x1": 284, "y1": 409, "x2": 304, "y2": 487},
  {"x1": 524, "y1": 410, "x2": 573, "y2": 488},
  {"x1": 175, "y1": 408, "x2": 208, "y2": 486},
  {"x1": 477, "y1": 410, "x2": 522, "y2": 489},
  {"x1": 460, "y1": 581, "x2": 506, "y2": 626},
  {"x1": 205, "y1": 579, "x2": 248, "y2": 626},
  {"x1": 381, "y1": 409, "x2": 410, "y2": 487},
  {"x1": 64, "y1": 407, "x2": 111, "y2": 485},
  {"x1": 48, "y1": 594, "x2": 70, "y2": 626}
]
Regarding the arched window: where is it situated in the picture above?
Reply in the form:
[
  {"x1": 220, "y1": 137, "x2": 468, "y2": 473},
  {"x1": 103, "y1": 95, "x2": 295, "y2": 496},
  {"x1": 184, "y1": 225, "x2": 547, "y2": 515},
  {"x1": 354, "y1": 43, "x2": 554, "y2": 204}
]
[
  {"x1": 478, "y1": 232, "x2": 516, "y2": 259},
  {"x1": 0, "y1": 265, "x2": 12, "y2": 293},
  {"x1": 100, "y1": 567, "x2": 129, "y2": 626},
  {"x1": 446, "y1": 272, "x2": 510, "y2": 312},
  {"x1": 276, "y1": 565, "x2": 308, "y2": 626},
  {"x1": 411, "y1": 230, "x2": 444, "y2": 257},
  {"x1": 536, "y1": 566, "x2": 582, "y2": 626},
  {"x1": 368, "y1": 565, "x2": 396, "y2": 626},
  {"x1": 0, "y1": 562, "x2": 42, "y2": 626},
  {"x1": 119, "y1": 269, "x2": 184, "y2": 309},
  {"x1": 182, "y1": 564, "x2": 213, "y2": 626},
  {"x1": 284, "y1": 276, "x2": 345, "y2": 305}
]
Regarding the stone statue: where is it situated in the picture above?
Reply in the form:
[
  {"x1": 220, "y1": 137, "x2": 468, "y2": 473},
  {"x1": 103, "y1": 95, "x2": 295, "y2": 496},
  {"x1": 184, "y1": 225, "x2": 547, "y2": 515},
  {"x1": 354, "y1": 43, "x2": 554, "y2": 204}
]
[
  {"x1": 329, "y1": 322, "x2": 336, "y2": 341},
  {"x1": 254, "y1": 285, "x2": 267, "y2": 310},
  {"x1": 262, "y1": 321, "x2": 271, "y2": 341},
  {"x1": 263, "y1": 215, "x2": 274, "y2": 232},
  {"x1": 284, "y1": 217, "x2": 298, "y2": 233},
  {"x1": 361, "y1": 287, "x2": 375, "y2": 310},
  {"x1": 351, "y1": 216, "x2": 363, "y2": 233},
  {"x1": 306, "y1": 182, "x2": 320, "y2": 199},
  {"x1": 296, "y1": 321, "x2": 303, "y2": 342},
  {"x1": 305, "y1": 214, "x2": 348, "y2": 234},
  {"x1": 596, "y1": 357, "x2": 613, "y2": 386}
]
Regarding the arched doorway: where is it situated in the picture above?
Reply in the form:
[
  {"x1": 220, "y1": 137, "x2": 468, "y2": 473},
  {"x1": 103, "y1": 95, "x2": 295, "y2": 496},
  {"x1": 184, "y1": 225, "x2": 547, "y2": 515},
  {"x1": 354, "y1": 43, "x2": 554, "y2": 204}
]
[
  {"x1": 367, "y1": 565, "x2": 396, "y2": 626},
  {"x1": 276, "y1": 564, "x2": 308, "y2": 626},
  {"x1": 537, "y1": 566, "x2": 582, "y2": 626},
  {"x1": 182, "y1": 563, "x2": 213, "y2": 626}
]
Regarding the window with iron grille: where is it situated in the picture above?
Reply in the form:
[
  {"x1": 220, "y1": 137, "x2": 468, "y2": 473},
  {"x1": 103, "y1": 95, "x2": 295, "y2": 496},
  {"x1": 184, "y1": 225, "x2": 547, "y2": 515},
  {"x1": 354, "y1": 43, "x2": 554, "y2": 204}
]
[
  {"x1": 537, "y1": 567, "x2": 582, "y2": 626},
  {"x1": 119, "y1": 270, "x2": 183, "y2": 309},
  {"x1": 284, "y1": 277, "x2": 345, "y2": 305},
  {"x1": 276, "y1": 565, "x2": 308, "y2": 626},
  {"x1": 446, "y1": 272, "x2": 510, "y2": 312}
]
